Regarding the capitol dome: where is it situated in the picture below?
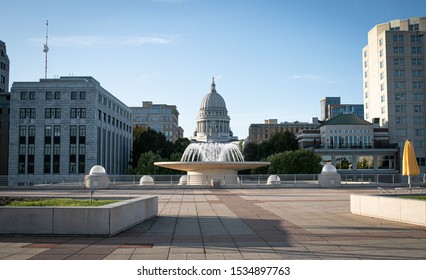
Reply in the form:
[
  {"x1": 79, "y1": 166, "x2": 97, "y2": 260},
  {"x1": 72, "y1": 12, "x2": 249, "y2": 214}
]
[
  {"x1": 199, "y1": 82, "x2": 227, "y2": 113},
  {"x1": 192, "y1": 78, "x2": 237, "y2": 143}
]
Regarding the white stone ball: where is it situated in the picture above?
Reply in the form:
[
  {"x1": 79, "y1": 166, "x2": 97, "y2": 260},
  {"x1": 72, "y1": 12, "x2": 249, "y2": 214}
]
[
  {"x1": 139, "y1": 175, "x2": 154, "y2": 185},
  {"x1": 321, "y1": 164, "x2": 337, "y2": 174},
  {"x1": 89, "y1": 165, "x2": 106, "y2": 175}
]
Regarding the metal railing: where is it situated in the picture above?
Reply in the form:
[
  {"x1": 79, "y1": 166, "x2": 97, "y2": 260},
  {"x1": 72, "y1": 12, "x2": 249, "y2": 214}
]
[{"x1": 1, "y1": 173, "x2": 424, "y2": 187}]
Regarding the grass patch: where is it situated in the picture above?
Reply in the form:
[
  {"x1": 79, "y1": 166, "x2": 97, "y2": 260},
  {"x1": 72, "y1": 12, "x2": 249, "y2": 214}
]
[
  {"x1": 400, "y1": 196, "x2": 426, "y2": 201},
  {"x1": 1, "y1": 197, "x2": 119, "y2": 207}
]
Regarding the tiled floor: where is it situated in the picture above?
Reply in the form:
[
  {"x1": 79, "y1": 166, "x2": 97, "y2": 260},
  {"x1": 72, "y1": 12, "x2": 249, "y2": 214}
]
[{"x1": 1, "y1": 187, "x2": 426, "y2": 260}]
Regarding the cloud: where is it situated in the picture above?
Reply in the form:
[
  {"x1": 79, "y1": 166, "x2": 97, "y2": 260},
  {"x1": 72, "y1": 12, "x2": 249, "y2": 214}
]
[
  {"x1": 31, "y1": 35, "x2": 176, "y2": 47},
  {"x1": 291, "y1": 74, "x2": 320, "y2": 80}
]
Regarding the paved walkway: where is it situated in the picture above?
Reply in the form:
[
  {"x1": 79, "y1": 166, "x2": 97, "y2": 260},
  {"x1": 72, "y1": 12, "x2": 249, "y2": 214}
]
[{"x1": 1, "y1": 187, "x2": 426, "y2": 260}]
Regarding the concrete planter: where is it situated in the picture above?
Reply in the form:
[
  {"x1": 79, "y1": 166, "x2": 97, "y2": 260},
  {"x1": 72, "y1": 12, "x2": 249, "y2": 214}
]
[
  {"x1": 0, "y1": 195, "x2": 158, "y2": 236},
  {"x1": 351, "y1": 194, "x2": 426, "y2": 226}
]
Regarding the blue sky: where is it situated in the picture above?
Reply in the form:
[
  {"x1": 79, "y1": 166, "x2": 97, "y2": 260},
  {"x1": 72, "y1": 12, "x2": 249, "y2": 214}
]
[{"x1": 2, "y1": 0, "x2": 426, "y2": 139}]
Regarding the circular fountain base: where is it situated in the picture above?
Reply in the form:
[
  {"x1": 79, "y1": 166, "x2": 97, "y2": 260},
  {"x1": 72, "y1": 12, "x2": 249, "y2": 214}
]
[{"x1": 154, "y1": 161, "x2": 269, "y2": 186}]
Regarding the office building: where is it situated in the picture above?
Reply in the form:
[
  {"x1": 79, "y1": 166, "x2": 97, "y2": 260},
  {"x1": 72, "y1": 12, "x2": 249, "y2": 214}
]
[
  {"x1": 131, "y1": 101, "x2": 183, "y2": 142},
  {"x1": 0, "y1": 93, "x2": 10, "y2": 177},
  {"x1": 0, "y1": 40, "x2": 9, "y2": 93},
  {"x1": 320, "y1": 97, "x2": 364, "y2": 121},
  {"x1": 363, "y1": 17, "x2": 426, "y2": 171},
  {"x1": 320, "y1": 97, "x2": 340, "y2": 121},
  {"x1": 9, "y1": 76, "x2": 132, "y2": 185},
  {"x1": 249, "y1": 118, "x2": 319, "y2": 144},
  {"x1": 297, "y1": 114, "x2": 399, "y2": 175}
]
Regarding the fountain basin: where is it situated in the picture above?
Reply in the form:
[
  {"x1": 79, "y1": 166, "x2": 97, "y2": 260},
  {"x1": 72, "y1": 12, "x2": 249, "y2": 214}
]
[{"x1": 154, "y1": 161, "x2": 269, "y2": 186}]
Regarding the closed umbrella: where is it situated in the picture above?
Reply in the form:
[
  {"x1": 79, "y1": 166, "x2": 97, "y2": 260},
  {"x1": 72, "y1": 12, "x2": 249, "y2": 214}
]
[{"x1": 402, "y1": 139, "x2": 420, "y2": 192}]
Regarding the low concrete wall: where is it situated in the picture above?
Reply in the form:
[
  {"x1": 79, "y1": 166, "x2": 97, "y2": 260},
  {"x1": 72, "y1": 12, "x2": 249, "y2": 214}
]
[
  {"x1": 351, "y1": 194, "x2": 426, "y2": 226},
  {"x1": 0, "y1": 195, "x2": 158, "y2": 236}
]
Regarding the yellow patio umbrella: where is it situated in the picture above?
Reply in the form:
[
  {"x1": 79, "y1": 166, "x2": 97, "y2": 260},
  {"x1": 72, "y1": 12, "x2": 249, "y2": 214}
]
[{"x1": 402, "y1": 139, "x2": 420, "y2": 192}]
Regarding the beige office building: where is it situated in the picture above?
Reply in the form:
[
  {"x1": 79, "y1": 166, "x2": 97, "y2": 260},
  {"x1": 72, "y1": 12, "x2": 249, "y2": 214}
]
[{"x1": 363, "y1": 17, "x2": 426, "y2": 171}]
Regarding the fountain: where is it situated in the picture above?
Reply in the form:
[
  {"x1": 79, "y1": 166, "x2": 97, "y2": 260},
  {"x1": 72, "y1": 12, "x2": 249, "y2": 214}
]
[{"x1": 154, "y1": 79, "x2": 269, "y2": 186}]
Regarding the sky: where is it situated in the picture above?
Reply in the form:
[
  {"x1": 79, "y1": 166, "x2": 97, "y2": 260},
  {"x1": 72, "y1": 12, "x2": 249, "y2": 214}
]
[{"x1": 2, "y1": 0, "x2": 426, "y2": 139}]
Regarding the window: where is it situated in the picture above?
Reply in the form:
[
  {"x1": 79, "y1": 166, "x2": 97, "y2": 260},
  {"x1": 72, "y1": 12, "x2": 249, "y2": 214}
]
[
  {"x1": 394, "y1": 58, "x2": 404, "y2": 65},
  {"x1": 46, "y1": 92, "x2": 52, "y2": 100},
  {"x1": 413, "y1": 81, "x2": 424, "y2": 89},
  {"x1": 80, "y1": 92, "x2": 86, "y2": 100},
  {"x1": 20, "y1": 92, "x2": 26, "y2": 100},
  {"x1": 45, "y1": 108, "x2": 61, "y2": 119},
  {"x1": 20, "y1": 108, "x2": 36, "y2": 119},
  {"x1": 395, "y1": 81, "x2": 405, "y2": 89},
  {"x1": 412, "y1": 47, "x2": 422, "y2": 54},
  {"x1": 378, "y1": 155, "x2": 395, "y2": 170},
  {"x1": 70, "y1": 108, "x2": 86, "y2": 118},
  {"x1": 417, "y1": 157, "x2": 426, "y2": 166},
  {"x1": 413, "y1": 93, "x2": 424, "y2": 101},
  {"x1": 379, "y1": 38, "x2": 383, "y2": 46},
  {"x1": 411, "y1": 35, "x2": 423, "y2": 43},
  {"x1": 415, "y1": 129, "x2": 424, "y2": 136},
  {"x1": 381, "y1": 95, "x2": 385, "y2": 102},
  {"x1": 396, "y1": 105, "x2": 406, "y2": 112},
  {"x1": 380, "y1": 72, "x2": 384, "y2": 80},
  {"x1": 395, "y1": 93, "x2": 405, "y2": 100},
  {"x1": 393, "y1": 46, "x2": 404, "y2": 54},
  {"x1": 409, "y1": 24, "x2": 420, "y2": 31},
  {"x1": 380, "y1": 61, "x2": 384, "y2": 68},
  {"x1": 71, "y1": 92, "x2": 77, "y2": 100},
  {"x1": 414, "y1": 105, "x2": 424, "y2": 113},
  {"x1": 54, "y1": 92, "x2": 61, "y2": 100},
  {"x1": 393, "y1": 34, "x2": 403, "y2": 42},
  {"x1": 379, "y1": 49, "x2": 383, "y2": 57},
  {"x1": 396, "y1": 117, "x2": 406, "y2": 124},
  {"x1": 394, "y1": 70, "x2": 405, "y2": 77},
  {"x1": 29, "y1": 92, "x2": 35, "y2": 100},
  {"x1": 414, "y1": 117, "x2": 424, "y2": 125},
  {"x1": 357, "y1": 156, "x2": 374, "y2": 169},
  {"x1": 381, "y1": 106, "x2": 386, "y2": 113},
  {"x1": 412, "y1": 70, "x2": 423, "y2": 77},
  {"x1": 412, "y1": 58, "x2": 423, "y2": 66},
  {"x1": 381, "y1": 84, "x2": 385, "y2": 91}
]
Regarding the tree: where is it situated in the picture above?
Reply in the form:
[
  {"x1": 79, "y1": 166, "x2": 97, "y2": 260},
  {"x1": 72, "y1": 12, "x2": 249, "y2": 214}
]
[
  {"x1": 135, "y1": 151, "x2": 165, "y2": 174},
  {"x1": 266, "y1": 150, "x2": 322, "y2": 174},
  {"x1": 243, "y1": 131, "x2": 299, "y2": 162},
  {"x1": 132, "y1": 127, "x2": 174, "y2": 168}
]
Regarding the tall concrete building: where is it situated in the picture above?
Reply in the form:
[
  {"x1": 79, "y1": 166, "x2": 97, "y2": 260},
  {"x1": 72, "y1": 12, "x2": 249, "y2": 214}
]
[
  {"x1": 0, "y1": 41, "x2": 10, "y2": 180},
  {"x1": 363, "y1": 17, "x2": 426, "y2": 171},
  {"x1": 9, "y1": 76, "x2": 132, "y2": 185},
  {"x1": 131, "y1": 101, "x2": 183, "y2": 143},
  {"x1": 0, "y1": 40, "x2": 9, "y2": 93},
  {"x1": 0, "y1": 93, "x2": 10, "y2": 178}
]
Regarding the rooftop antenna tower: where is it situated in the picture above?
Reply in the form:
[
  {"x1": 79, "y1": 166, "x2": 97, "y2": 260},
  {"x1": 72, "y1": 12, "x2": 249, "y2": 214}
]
[{"x1": 43, "y1": 20, "x2": 49, "y2": 79}]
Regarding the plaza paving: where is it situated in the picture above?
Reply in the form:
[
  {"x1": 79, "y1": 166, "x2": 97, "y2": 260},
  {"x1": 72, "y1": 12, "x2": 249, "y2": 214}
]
[{"x1": 0, "y1": 186, "x2": 426, "y2": 260}]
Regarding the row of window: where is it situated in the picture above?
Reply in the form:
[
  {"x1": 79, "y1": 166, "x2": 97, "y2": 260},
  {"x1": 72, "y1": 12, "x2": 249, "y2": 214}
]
[
  {"x1": 391, "y1": 46, "x2": 423, "y2": 54},
  {"x1": 391, "y1": 34, "x2": 423, "y2": 43},
  {"x1": 20, "y1": 108, "x2": 87, "y2": 119},
  {"x1": 395, "y1": 104, "x2": 425, "y2": 113},
  {"x1": 364, "y1": 57, "x2": 423, "y2": 68},
  {"x1": 20, "y1": 91, "x2": 86, "y2": 101},
  {"x1": 365, "y1": 80, "x2": 425, "y2": 90},
  {"x1": 98, "y1": 93, "x2": 131, "y2": 120}
]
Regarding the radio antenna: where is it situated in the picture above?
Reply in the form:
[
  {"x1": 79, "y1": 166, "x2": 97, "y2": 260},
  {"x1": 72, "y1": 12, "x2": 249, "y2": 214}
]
[{"x1": 43, "y1": 20, "x2": 49, "y2": 79}]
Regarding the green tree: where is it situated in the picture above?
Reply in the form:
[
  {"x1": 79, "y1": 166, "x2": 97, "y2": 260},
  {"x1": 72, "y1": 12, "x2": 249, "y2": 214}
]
[
  {"x1": 266, "y1": 150, "x2": 322, "y2": 174},
  {"x1": 135, "y1": 151, "x2": 165, "y2": 174},
  {"x1": 132, "y1": 127, "x2": 174, "y2": 168}
]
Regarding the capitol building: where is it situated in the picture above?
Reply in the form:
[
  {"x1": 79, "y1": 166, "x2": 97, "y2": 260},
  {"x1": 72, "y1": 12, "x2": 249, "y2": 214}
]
[{"x1": 191, "y1": 78, "x2": 238, "y2": 143}]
